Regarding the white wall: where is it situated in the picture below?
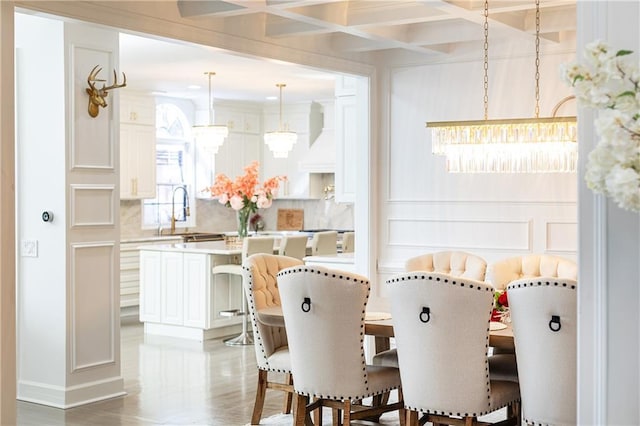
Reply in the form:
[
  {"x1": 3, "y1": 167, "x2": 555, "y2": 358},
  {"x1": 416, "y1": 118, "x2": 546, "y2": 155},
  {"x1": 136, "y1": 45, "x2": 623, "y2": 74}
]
[{"x1": 372, "y1": 52, "x2": 578, "y2": 308}]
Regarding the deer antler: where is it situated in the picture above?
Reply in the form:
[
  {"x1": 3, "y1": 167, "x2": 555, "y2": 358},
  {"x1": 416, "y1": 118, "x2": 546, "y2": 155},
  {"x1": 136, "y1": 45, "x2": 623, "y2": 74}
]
[
  {"x1": 101, "y1": 69, "x2": 127, "y2": 92},
  {"x1": 86, "y1": 65, "x2": 127, "y2": 118}
]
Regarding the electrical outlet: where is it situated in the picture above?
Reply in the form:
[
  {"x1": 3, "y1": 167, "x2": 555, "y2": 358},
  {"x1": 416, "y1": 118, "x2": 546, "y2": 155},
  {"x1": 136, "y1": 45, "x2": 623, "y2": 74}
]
[{"x1": 21, "y1": 240, "x2": 38, "y2": 257}]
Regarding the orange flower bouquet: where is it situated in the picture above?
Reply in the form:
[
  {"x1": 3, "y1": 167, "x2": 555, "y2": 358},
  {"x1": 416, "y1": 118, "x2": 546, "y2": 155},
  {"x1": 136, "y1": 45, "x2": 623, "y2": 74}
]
[{"x1": 209, "y1": 161, "x2": 286, "y2": 237}]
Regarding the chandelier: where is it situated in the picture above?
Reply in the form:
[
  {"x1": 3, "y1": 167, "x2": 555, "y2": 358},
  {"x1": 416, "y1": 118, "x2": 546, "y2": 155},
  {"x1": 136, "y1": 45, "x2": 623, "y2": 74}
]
[
  {"x1": 192, "y1": 72, "x2": 228, "y2": 155},
  {"x1": 426, "y1": 0, "x2": 577, "y2": 173},
  {"x1": 264, "y1": 83, "x2": 297, "y2": 158}
]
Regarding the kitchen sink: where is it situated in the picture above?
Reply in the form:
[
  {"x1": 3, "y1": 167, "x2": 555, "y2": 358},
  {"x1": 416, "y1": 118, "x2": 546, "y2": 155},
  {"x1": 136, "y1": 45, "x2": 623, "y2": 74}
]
[{"x1": 167, "y1": 232, "x2": 225, "y2": 242}]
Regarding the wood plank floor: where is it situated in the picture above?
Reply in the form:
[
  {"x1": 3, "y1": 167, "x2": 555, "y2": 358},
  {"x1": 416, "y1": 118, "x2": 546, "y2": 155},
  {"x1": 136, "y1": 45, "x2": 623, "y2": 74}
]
[{"x1": 16, "y1": 320, "x2": 284, "y2": 425}]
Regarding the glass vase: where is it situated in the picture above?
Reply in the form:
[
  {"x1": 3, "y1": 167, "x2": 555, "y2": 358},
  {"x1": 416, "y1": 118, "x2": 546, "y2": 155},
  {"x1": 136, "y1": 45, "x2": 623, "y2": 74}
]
[{"x1": 237, "y1": 207, "x2": 250, "y2": 239}]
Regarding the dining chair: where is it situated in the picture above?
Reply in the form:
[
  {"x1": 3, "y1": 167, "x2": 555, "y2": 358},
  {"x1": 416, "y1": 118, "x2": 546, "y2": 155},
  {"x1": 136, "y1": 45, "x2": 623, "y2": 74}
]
[
  {"x1": 387, "y1": 272, "x2": 521, "y2": 426},
  {"x1": 278, "y1": 234, "x2": 308, "y2": 260},
  {"x1": 277, "y1": 265, "x2": 405, "y2": 426},
  {"x1": 373, "y1": 250, "x2": 517, "y2": 380},
  {"x1": 241, "y1": 253, "x2": 304, "y2": 425},
  {"x1": 507, "y1": 277, "x2": 577, "y2": 425},
  {"x1": 404, "y1": 250, "x2": 487, "y2": 280},
  {"x1": 310, "y1": 230, "x2": 338, "y2": 255},
  {"x1": 486, "y1": 254, "x2": 577, "y2": 292},
  {"x1": 212, "y1": 236, "x2": 275, "y2": 345},
  {"x1": 341, "y1": 231, "x2": 355, "y2": 253}
]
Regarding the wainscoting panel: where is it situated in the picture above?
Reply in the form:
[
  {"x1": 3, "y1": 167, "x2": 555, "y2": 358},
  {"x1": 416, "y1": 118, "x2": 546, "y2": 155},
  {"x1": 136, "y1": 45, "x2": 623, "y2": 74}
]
[
  {"x1": 545, "y1": 221, "x2": 578, "y2": 253},
  {"x1": 388, "y1": 218, "x2": 531, "y2": 251},
  {"x1": 70, "y1": 242, "x2": 116, "y2": 372},
  {"x1": 70, "y1": 184, "x2": 115, "y2": 227}
]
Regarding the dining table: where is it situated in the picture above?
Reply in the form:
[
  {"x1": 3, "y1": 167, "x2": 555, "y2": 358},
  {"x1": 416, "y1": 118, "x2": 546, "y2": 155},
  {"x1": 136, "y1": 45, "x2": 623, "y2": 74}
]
[{"x1": 256, "y1": 306, "x2": 515, "y2": 354}]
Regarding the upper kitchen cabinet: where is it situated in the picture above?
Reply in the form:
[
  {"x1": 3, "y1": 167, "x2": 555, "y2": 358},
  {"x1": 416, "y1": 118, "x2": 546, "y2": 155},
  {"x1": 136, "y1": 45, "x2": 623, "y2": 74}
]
[
  {"x1": 195, "y1": 102, "x2": 262, "y2": 197},
  {"x1": 262, "y1": 102, "x2": 323, "y2": 198},
  {"x1": 120, "y1": 92, "x2": 157, "y2": 199},
  {"x1": 334, "y1": 77, "x2": 357, "y2": 203}
]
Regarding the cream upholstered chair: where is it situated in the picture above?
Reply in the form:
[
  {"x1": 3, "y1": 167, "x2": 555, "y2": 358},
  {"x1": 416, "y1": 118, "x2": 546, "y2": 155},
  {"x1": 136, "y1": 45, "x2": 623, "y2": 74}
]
[
  {"x1": 310, "y1": 230, "x2": 337, "y2": 255},
  {"x1": 213, "y1": 236, "x2": 275, "y2": 345},
  {"x1": 507, "y1": 277, "x2": 577, "y2": 425},
  {"x1": 373, "y1": 250, "x2": 512, "y2": 374},
  {"x1": 241, "y1": 253, "x2": 304, "y2": 425},
  {"x1": 278, "y1": 234, "x2": 308, "y2": 260},
  {"x1": 387, "y1": 272, "x2": 520, "y2": 426},
  {"x1": 404, "y1": 250, "x2": 487, "y2": 280},
  {"x1": 278, "y1": 265, "x2": 404, "y2": 425},
  {"x1": 487, "y1": 254, "x2": 577, "y2": 292},
  {"x1": 341, "y1": 231, "x2": 355, "y2": 253}
]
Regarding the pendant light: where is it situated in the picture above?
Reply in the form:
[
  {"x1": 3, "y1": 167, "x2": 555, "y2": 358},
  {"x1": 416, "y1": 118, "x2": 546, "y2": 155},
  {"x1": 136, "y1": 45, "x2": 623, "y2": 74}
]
[
  {"x1": 192, "y1": 71, "x2": 228, "y2": 155},
  {"x1": 264, "y1": 83, "x2": 297, "y2": 158},
  {"x1": 426, "y1": 0, "x2": 577, "y2": 173}
]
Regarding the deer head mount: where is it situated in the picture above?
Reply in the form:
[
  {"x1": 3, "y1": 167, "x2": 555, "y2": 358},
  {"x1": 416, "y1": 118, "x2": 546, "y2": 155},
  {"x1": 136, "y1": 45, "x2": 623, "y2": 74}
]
[{"x1": 86, "y1": 65, "x2": 127, "y2": 118}]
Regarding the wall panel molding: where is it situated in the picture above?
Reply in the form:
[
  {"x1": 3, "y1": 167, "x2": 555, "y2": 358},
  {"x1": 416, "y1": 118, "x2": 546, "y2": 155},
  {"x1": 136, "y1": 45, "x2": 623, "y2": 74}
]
[
  {"x1": 545, "y1": 220, "x2": 578, "y2": 254},
  {"x1": 70, "y1": 242, "x2": 116, "y2": 372},
  {"x1": 70, "y1": 184, "x2": 115, "y2": 227}
]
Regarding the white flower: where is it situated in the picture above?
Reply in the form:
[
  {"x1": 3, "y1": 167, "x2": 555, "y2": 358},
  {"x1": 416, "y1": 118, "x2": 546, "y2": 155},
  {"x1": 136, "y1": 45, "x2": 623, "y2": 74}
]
[
  {"x1": 229, "y1": 195, "x2": 244, "y2": 211},
  {"x1": 256, "y1": 195, "x2": 272, "y2": 209},
  {"x1": 567, "y1": 41, "x2": 640, "y2": 213}
]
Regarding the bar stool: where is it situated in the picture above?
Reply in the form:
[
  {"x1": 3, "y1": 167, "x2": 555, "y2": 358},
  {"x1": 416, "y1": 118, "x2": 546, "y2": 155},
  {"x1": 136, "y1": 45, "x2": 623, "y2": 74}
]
[{"x1": 213, "y1": 236, "x2": 275, "y2": 346}]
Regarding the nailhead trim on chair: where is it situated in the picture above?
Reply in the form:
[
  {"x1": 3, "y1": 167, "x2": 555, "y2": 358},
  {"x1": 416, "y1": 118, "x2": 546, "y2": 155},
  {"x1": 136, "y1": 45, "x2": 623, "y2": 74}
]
[
  {"x1": 243, "y1": 262, "x2": 292, "y2": 374},
  {"x1": 506, "y1": 279, "x2": 577, "y2": 291},
  {"x1": 387, "y1": 272, "x2": 516, "y2": 416},
  {"x1": 278, "y1": 266, "x2": 394, "y2": 402}
]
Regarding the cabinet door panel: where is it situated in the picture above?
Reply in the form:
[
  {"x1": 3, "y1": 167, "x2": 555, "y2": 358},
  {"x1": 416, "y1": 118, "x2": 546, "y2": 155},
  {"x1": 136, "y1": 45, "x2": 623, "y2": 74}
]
[
  {"x1": 335, "y1": 96, "x2": 356, "y2": 203},
  {"x1": 183, "y1": 253, "x2": 210, "y2": 328},
  {"x1": 120, "y1": 123, "x2": 156, "y2": 199},
  {"x1": 161, "y1": 252, "x2": 183, "y2": 325},
  {"x1": 139, "y1": 251, "x2": 162, "y2": 322}
]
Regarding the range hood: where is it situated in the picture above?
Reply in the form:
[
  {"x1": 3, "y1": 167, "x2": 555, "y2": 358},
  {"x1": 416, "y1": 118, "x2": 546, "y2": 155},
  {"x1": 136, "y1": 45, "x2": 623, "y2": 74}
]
[{"x1": 299, "y1": 102, "x2": 336, "y2": 173}]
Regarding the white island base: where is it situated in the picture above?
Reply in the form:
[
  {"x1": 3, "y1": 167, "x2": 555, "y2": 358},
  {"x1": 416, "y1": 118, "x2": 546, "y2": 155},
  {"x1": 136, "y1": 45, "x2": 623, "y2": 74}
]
[{"x1": 139, "y1": 241, "x2": 247, "y2": 342}]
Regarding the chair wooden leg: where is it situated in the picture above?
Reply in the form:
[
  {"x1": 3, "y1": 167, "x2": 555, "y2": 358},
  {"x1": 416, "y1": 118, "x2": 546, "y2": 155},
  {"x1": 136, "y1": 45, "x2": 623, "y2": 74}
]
[
  {"x1": 283, "y1": 372, "x2": 293, "y2": 414},
  {"x1": 343, "y1": 400, "x2": 352, "y2": 425},
  {"x1": 406, "y1": 409, "x2": 419, "y2": 426},
  {"x1": 332, "y1": 408, "x2": 341, "y2": 426},
  {"x1": 251, "y1": 369, "x2": 268, "y2": 425},
  {"x1": 398, "y1": 387, "x2": 406, "y2": 426},
  {"x1": 314, "y1": 398, "x2": 322, "y2": 426},
  {"x1": 293, "y1": 394, "x2": 308, "y2": 426}
]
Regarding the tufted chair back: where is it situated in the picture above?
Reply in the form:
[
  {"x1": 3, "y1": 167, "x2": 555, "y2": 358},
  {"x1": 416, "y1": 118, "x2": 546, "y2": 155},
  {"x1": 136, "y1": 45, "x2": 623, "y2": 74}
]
[
  {"x1": 387, "y1": 272, "x2": 520, "y2": 422},
  {"x1": 507, "y1": 277, "x2": 577, "y2": 425},
  {"x1": 242, "y1": 253, "x2": 303, "y2": 370},
  {"x1": 487, "y1": 254, "x2": 577, "y2": 291},
  {"x1": 405, "y1": 251, "x2": 487, "y2": 281}
]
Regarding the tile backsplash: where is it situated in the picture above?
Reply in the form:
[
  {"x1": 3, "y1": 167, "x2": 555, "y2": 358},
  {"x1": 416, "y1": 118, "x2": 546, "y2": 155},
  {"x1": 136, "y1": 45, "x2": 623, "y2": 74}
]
[{"x1": 120, "y1": 198, "x2": 354, "y2": 238}]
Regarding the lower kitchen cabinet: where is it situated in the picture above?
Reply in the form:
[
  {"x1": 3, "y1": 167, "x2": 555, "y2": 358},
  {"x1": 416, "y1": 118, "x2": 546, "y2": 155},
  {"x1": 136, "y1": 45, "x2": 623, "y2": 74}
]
[{"x1": 139, "y1": 249, "x2": 243, "y2": 340}]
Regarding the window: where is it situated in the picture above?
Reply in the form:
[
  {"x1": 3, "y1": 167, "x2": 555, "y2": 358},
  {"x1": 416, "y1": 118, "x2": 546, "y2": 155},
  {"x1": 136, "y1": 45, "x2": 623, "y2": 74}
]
[{"x1": 142, "y1": 103, "x2": 196, "y2": 229}]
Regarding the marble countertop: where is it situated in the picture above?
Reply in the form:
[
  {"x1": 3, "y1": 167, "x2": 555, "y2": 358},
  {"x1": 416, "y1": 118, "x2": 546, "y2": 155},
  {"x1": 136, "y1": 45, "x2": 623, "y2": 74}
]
[
  {"x1": 303, "y1": 252, "x2": 355, "y2": 264},
  {"x1": 121, "y1": 235, "x2": 183, "y2": 244},
  {"x1": 137, "y1": 240, "x2": 243, "y2": 255}
]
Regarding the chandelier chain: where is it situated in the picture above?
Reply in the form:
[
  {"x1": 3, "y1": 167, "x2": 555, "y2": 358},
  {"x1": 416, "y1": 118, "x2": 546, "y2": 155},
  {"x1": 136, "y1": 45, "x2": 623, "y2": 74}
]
[
  {"x1": 534, "y1": 0, "x2": 541, "y2": 118},
  {"x1": 483, "y1": 0, "x2": 489, "y2": 120}
]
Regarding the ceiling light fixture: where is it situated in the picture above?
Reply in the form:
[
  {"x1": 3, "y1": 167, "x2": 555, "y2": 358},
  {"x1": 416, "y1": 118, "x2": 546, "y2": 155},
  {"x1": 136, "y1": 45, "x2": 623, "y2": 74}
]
[
  {"x1": 264, "y1": 83, "x2": 297, "y2": 158},
  {"x1": 426, "y1": 0, "x2": 577, "y2": 173},
  {"x1": 192, "y1": 72, "x2": 228, "y2": 155}
]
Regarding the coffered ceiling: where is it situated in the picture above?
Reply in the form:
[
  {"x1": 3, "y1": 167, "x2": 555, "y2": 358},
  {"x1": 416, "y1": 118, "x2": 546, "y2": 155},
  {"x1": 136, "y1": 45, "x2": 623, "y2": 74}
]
[{"x1": 116, "y1": 0, "x2": 576, "y2": 109}]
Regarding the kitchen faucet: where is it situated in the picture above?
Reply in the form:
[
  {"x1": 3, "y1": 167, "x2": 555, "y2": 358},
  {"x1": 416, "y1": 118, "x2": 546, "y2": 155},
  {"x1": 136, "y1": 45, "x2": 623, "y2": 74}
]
[{"x1": 171, "y1": 185, "x2": 190, "y2": 234}]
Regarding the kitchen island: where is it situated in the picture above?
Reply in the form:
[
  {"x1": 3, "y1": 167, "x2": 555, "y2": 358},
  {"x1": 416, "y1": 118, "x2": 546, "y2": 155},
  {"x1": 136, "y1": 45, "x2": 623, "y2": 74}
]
[{"x1": 138, "y1": 241, "x2": 247, "y2": 341}]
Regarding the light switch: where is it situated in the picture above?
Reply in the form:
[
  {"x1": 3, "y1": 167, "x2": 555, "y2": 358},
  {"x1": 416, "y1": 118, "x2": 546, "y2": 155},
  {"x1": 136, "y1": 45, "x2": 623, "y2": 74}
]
[{"x1": 21, "y1": 240, "x2": 38, "y2": 257}]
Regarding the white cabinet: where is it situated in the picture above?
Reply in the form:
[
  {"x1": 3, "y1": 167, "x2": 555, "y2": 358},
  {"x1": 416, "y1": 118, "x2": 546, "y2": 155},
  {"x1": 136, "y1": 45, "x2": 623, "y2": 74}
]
[
  {"x1": 139, "y1": 249, "x2": 243, "y2": 340},
  {"x1": 334, "y1": 95, "x2": 356, "y2": 203},
  {"x1": 121, "y1": 238, "x2": 181, "y2": 312},
  {"x1": 120, "y1": 93, "x2": 156, "y2": 199}
]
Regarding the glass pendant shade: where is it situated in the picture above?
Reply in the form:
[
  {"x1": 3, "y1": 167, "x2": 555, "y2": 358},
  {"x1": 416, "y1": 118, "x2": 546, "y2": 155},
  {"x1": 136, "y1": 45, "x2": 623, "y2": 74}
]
[
  {"x1": 193, "y1": 71, "x2": 228, "y2": 155},
  {"x1": 192, "y1": 124, "x2": 229, "y2": 155},
  {"x1": 428, "y1": 116, "x2": 577, "y2": 173},
  {"x1": 426, "y1": 0, "x2": 577, "y2": 173},
  {"x1": 264, "y1": 130, "x2": 297, "y2": 158},
  {"x1": 265, "y1": 83, "x2": 297, "y2": 158}
]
